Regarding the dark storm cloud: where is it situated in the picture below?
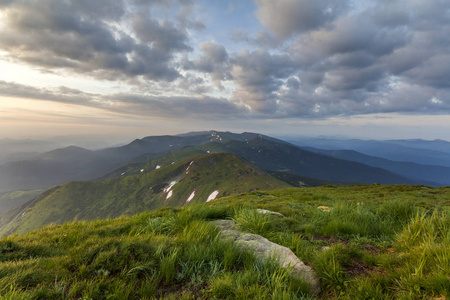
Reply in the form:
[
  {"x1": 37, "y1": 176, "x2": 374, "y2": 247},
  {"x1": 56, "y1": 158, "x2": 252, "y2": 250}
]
[{"x1": 0, "y1": 0, "x2": 192, "y2": 82}]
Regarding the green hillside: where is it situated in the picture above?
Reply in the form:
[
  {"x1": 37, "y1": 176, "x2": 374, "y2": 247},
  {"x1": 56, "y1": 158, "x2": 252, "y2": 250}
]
[
  {"x1": 100, "y1": 148, "x2": 208, "y2": 180},
  {"x1": 1, "y1": 185, "x2": 449, "y2": 299},
  {"x1": 0, "y1": 153, "x2": 289, "y2": 236},
  {"x1": 0, "y1": 189, "x2": 44, "y2": 217}
]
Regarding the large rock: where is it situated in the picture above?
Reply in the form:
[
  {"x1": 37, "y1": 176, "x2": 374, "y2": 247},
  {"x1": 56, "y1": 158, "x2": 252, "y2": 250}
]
[{"x1": 215, "y1": 219, "x2": 321, "y2": 295}]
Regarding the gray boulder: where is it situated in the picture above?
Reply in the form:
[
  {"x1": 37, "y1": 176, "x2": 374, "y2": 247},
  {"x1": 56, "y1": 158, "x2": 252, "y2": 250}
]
[{"x1": 215, "y1": 219, "x2": 321, "y2": 295}]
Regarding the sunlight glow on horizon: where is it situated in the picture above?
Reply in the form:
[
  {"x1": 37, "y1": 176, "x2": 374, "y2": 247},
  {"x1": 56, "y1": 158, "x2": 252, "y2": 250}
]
[{"x1": 2, "y1": 95, "x2": 449, "y2": 141}]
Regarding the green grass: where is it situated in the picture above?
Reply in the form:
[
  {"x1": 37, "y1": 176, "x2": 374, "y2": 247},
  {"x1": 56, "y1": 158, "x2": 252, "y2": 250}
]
[{"x1": 0, "y1": 184, "x2": 449, "y2": 299}]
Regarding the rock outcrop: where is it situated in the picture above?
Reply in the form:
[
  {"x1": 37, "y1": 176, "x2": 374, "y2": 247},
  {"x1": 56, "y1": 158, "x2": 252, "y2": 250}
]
[{"x1": 215, "y1": 219, "x2": 321, "y2": 295}]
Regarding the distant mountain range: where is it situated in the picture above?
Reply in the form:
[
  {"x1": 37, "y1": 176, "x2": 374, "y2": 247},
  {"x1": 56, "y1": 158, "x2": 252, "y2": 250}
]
[
  {"x1": 0, "y1": 138, "x2": 63, "y2": 164},
  {"x1": 288, "y1": 137, "x2": 450, "y2": 167},
  {"x1": 0, "y1": 131, "x2": 431, "y2": 193},
  {"x1": 303, "y1": 147, "x2": 450, "y2": 186},
  {"x1": 1, "y1": 131, "x2": 450, "y2": 236}
]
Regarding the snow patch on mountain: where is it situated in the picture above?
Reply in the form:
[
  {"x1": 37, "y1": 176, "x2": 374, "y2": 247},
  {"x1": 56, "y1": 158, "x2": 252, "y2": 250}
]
[
  {"x1": 164, "y1": 181, "x2": 177, "y2": 193},
  {"x1": 186, "y1": 161, "x2": 194, "y2": 174},
  {"x1": 206, "y1": 190, "x2": 219, "y2": 202},
  {"x1": 186, "y1": 191, "x2": 195, "y2": 203}
]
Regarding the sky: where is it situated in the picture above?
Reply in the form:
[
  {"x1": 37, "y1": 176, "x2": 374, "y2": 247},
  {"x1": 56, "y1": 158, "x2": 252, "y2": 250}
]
[{"x1": 0, "y1": 0, "x2": 449, "y2": 141}]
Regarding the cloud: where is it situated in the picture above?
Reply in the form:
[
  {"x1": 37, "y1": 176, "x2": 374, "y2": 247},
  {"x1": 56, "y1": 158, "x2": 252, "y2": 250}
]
[
  {"x1": 0, "y1": 0, "x2": 193, "y2": 82},
  {"x1": 0, "y1": 0, "x2": 449, "y2": 122},
  {"x1": 254, "y1": 0, "x2": 349, "y2": 38},
  {"x1": 175, "y1": 2, "x2": 206, "y2": 30},
  {"x1": 0, "y1": 81, "x2": 95, "y2": 105},
  {"x1": 183, "y1": 40, "x2": 232, "y2": 88},
  {"x1": 0, "y1": 80, "x2": 248, "y2": 119},
  {"x1": 260, "y1": 0, "x2": 450, "y2": 117},
  {"x1": 230, "y1": 49, "x2": 298, "y2": 113}
]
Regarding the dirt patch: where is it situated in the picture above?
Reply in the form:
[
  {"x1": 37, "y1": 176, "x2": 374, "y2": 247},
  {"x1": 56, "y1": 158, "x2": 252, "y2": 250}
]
[
  {"x1": 313, "y1": 235, "x2": 348, "y2": 245},
  {"x1": 363, "y1": 243, "x2": 381, "y2": 254},
  {"x1": 344, "y1": 258, "x2": 387, "y2": 278},
  {"x1": 182, "y1": 282, "x2": 208, "y2": 299},
  {"x1": 432, "y1": 201, "x2": 450, "y2": 205},
  {"x1": 344, "y1": 258, "x2": 371, "y2": 276},
  {"x1": 157, "y1": 281, "x2": 208, "y2": 299}
]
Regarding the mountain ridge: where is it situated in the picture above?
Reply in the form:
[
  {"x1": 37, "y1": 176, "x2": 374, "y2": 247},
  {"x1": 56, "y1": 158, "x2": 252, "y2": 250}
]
[{"x1": 0, "y1": 153, "x2": 289, "y2": 235}]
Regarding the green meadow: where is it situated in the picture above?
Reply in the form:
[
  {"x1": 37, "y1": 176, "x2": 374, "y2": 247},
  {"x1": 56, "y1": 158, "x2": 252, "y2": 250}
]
[{"x1": 1, "y1": 185, "x2": 449, "y2": 299}]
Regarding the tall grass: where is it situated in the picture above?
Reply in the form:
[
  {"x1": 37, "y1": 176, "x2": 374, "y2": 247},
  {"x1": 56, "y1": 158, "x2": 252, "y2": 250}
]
[
  {"x1": 232, "y1": 208, "x2": 273, "y2": 235},
  {"x1": 1, "y1": 185, "x2": 449, "y2": 299}
]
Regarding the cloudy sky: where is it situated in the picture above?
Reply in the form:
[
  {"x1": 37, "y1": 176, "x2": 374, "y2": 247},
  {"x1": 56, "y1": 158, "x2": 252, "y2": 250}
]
[{"x1": 0, "y1": 0, "x2": 449, "y2": 140}]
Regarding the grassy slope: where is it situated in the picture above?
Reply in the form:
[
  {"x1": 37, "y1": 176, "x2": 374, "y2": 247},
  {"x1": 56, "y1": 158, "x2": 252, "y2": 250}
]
[
  {"x1": 104, "y1": 147, "x2": 341, "y2": 187},
  {"x1": 100, "y1": 148, "x2": 207, "y2": 180},
  {"x1": 1, "y1": 184, "x2": 449, "y2": 299},
  {"x1": 0, "y1": 153, "x2": 289, "y2": 236},
  {"x1": 0, "y1": 189, "x2": 44, "y2": 217}
]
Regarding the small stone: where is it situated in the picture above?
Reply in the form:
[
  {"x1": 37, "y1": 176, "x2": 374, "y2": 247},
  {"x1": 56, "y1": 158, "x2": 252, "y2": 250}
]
[
  {"x1": 317, "y1": 206, "x2": 332, "y2": 212},
  {"x1": 256, "y1": 209, "x2": 285, "y2": 218}
]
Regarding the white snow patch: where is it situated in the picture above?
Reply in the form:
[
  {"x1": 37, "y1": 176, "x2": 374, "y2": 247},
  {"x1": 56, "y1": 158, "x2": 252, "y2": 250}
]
[
  {"x1": 206, "y1": 190, "x2": 220, "y2": 202},
  {"x1": 164, "y1": 181, "x2": 177, "y2": 193},
  {"x1": 186, "y1": 161, "x2": 194, "y2": 174},
  {"x1": 140, "y1": 169, "x2": 144, "y2": 173},
  {"x1": 155, "y1": 165, "x2": 161, "y2": 169},
  {"x1": 186, "y1": 191, "x2": 195, "y2": 203},
  {"x1": 166, "y1": 190, "x2": 173, "y2": 199}
]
